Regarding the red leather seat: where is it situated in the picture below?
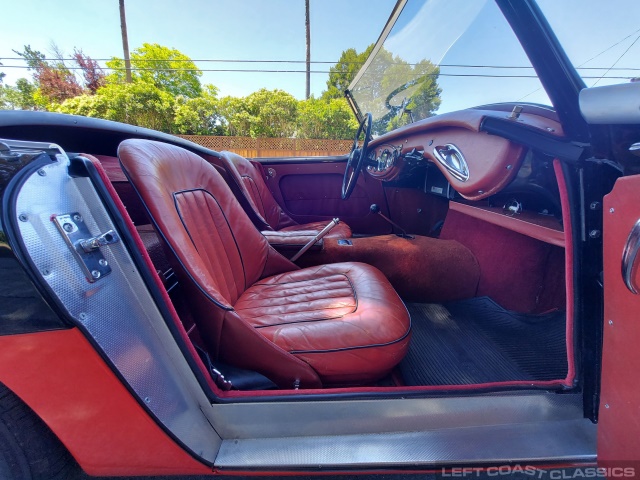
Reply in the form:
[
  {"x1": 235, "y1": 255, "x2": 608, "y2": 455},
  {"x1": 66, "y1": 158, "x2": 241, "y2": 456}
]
[
  {"x1": 118, "y1": 140, "x2": 411, "y2": 389},
  {"x1": 219, "y1": 151, "x2": 352, "y2": 239}
]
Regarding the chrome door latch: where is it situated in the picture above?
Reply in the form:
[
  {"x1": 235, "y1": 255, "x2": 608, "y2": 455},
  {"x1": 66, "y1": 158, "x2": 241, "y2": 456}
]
[{"x1": 52, "y1": 212, "x2": 120, "y2": 282}]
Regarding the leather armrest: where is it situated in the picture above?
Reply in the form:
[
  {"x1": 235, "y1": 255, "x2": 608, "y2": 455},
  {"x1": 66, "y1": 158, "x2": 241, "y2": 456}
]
[{"x1": 262, "y1": 230, "x2": 323, "y2": 252}]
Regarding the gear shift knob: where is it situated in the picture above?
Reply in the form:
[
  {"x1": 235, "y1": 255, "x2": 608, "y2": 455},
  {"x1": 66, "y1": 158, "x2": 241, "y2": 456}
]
[{"x1": 370, "y1": 203, "x2": 380, "y2": 214}]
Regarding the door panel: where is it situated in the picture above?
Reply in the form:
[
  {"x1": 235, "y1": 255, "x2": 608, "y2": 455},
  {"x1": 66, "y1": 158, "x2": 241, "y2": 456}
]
[
  {"x1": 259, "y1": 159, "x2": 392, "y2": 235},
  {"x1": 279, "y1": 173, "x2": 368, "y2": 216},
  {"x1": 599, "y1": 175, "x2": 640, "y2": 464}
]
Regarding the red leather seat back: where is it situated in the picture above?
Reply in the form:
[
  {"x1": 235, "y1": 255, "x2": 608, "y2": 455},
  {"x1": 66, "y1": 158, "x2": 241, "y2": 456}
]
[
  {"x1": 119, "y1": 140, "x2": 275, "y2": 306},
  {"x1": 118, "y1": 140, "x2": 322, "y2": 388},
  {"x1": 219, "y1": 151, "x2": 296, "y2": 231},
  {"x1": 117, "y1": 140, "x2": 405, "y2": 389}
]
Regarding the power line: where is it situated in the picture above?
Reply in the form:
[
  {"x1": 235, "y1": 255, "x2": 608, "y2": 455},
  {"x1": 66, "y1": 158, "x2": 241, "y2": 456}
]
[
  {"x1": 592, "y1": 33, "x2": 640, "y2": 86},
  {"x1": 579, "y1": 27, "x2": 640, "y2": 68},
  {"x1": 0, "y1": 57, "x2": 637, "y2": 71},
  {"x1": 0, "y1": 57, "x2": 339, "y2": 63},
  {"x1": 0, "y1": 63, "x2": 634, "y2": 80},
  {"x1": 516, "y1": 26, "x2": 640, "y2": 102}
]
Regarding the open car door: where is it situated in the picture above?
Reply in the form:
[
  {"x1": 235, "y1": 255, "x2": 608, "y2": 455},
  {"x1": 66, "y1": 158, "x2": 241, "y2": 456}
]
[
  {"x1": 589, "y1": 82, "x2": 640, "y2": 468},
  {"x1": 600, "y1": 176, "x2": 640, "y2": 468}
]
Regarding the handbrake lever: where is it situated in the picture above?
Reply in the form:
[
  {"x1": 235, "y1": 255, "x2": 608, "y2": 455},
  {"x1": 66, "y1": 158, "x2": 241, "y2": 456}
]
[{"x1": 290, "y1": 218, "x2": 340, "y2": 262}]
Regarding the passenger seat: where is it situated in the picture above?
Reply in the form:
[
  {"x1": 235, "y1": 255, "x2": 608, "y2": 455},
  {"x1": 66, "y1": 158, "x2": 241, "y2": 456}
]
[{"x1": 219, "y1": 151, "x2": 353, "y2": 240}]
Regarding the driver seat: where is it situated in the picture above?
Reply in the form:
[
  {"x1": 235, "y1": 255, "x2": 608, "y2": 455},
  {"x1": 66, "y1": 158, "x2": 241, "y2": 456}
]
[
  {"x1": 118, "y1": 139, "x2": 411, "y2": 389},
  {"x1": 219, "y1": 151, "x2": 352, "y2": 239}
]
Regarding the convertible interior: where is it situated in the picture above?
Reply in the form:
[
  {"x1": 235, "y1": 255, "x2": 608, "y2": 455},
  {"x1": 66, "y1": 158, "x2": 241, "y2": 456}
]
[
  {"x1": 6, "y1": 0, "x2": 640, "y2": 470},
  {"x1": 4, "y1": 101, "x2": 573, "y2": 396}
]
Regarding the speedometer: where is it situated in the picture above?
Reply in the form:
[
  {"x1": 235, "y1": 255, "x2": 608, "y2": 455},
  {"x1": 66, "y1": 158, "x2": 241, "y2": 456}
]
[{"x1": 368, "y1": 145, "x2": 398, "y2": 175}]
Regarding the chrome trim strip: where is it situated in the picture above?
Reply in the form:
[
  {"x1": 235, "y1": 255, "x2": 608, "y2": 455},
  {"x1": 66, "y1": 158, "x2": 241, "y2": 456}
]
[
  {"x1": 622, "y1": 219, "x2": 640, "y2": 294},
  {"x1": 347, "y1": 0, "x2": 407, "y2": 91}
]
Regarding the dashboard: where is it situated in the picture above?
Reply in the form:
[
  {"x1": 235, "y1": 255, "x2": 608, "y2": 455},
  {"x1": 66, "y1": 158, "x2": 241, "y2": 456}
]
[{"x1": 365, "y1": 105, "x2": 565, "y2": 219}]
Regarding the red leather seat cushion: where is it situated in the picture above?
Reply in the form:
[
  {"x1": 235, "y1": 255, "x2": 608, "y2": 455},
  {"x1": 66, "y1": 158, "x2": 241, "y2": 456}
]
[
  {"x1": 234, "y1": 262, "x2": 411, "y2": 385},
  {"x1": 279, "y1": 220, "x2": 352, "y2": 240}
]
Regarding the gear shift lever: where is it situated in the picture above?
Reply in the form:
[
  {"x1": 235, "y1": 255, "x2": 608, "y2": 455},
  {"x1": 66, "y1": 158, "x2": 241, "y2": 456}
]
[{"x1": 370, "y1": 204, "x2": 412, "y2": 239}]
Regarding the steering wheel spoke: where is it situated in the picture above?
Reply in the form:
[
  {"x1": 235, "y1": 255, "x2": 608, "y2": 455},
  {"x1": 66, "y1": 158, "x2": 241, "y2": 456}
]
[{"x1": 341, "y1": 112, "x2": 372, "y2": 200}]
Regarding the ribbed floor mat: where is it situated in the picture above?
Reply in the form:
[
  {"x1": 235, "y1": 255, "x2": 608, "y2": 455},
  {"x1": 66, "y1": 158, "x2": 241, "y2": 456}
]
[{"x1": 400, "y1": 297, "x2": 567, "y2": 386}]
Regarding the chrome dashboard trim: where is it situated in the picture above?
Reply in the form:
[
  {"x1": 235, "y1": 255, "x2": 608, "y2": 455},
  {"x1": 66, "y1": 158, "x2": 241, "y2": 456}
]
[{"x1": 433, "y1": 143, "x2": 470, "y2": 182}]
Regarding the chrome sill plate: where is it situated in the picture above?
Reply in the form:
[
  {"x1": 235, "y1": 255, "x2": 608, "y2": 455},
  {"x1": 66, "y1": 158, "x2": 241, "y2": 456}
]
[
  {"x1": 215, "y1": 419, "x2": 596, "y2": 469},
  {"x1": 210, "y1": 392, "x2": 584, "y2": 439}
]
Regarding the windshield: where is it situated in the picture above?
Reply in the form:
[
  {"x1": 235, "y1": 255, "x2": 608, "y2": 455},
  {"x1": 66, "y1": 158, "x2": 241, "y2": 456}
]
[{"x1": 348, "y1": 0, "x2": 551, "y2": 136}]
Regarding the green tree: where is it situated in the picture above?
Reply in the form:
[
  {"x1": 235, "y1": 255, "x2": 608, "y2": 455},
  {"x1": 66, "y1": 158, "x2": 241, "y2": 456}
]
[
  {"x1": 322, "y1": 44, "x2": 374, "y2": 100},
  {"x1": 56, "y1": 92, "x2": 105, "y2": 118},
  {"x1": 245, "y1": 89, "x2": 298, "y2": 137},
  {"x1": 11, "y1": 44, "x2": 106, "y2": 108},
  {"x1": 106, "y1": 43, "x2": 202, "y2": 98},
  {"x1": 1, "y1": 78, "x2": 39, "y2": 110},
  {"x1": 219, "y1": 89, "x2": 298, "y2": 138},
  {"x1": 174, "y1": 85, "x2": 224, "y2": 135},
  {"x1": 385, "y1": 61, "x2": 442, "y2": 131},
  {"x1": 59, "y1": 82, "x2": 176, "y2": 132},
  {"x1": 0, "y1": 64, "x2": 6, "y2": 109},
  {"x1": 342, "y1": 45, "x2": 442, "y2": 134},
  {"x1": 297, "y1": 97, "x2": 357, "y2": 139},
  {"x1": 13, "y1": 45, "x2": 82, "y2": 106},
  {"x1": 13, "y1": 45, "x2": 46, "y2": 70},
  {"x1": 217, "y1": 96, "x2": 253, "y2": 137}
]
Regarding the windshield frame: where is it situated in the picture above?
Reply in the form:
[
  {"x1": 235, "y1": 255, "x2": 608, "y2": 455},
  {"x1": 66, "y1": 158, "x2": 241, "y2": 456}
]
[
  {"x1": 344, "y1": 0, "x2": 407, "y2": 124},
  {"x1": 495, "y1": 0, "x2": 588, "y2": 141}
]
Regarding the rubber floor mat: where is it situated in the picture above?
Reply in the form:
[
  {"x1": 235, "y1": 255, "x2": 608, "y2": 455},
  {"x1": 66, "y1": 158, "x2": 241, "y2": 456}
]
[{"x1": 400, "y1": 297, "x2": 567, "y2": 386}]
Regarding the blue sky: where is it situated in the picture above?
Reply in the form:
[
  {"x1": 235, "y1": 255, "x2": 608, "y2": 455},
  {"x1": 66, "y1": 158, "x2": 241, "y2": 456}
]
[
  {"x1": 0, "y1": 0, "x2": 395, "y2": 99},
  {"x1": 0, "y1": 0, "x2": 638, "y2": 106}
]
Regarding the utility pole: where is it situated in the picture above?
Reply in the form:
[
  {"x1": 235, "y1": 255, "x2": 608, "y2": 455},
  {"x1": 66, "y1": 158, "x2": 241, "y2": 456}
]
[
  {"x1": 305, "y1": 0, "x2": 310, "y2": 99},
  {"x1": 119, "y1": 0, "x2": 132, "y2": 83}
]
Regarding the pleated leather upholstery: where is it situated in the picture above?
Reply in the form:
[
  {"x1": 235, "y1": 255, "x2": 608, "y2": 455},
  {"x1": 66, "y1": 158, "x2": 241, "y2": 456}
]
[{"x1": 119, "y1": 139, "x2": 410, "y2": 388}]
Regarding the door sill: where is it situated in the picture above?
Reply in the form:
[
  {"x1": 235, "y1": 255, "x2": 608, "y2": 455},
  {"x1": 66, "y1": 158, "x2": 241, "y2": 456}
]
[{"x1": 215, "y1": 418, "x2": 596, "y2": 469}]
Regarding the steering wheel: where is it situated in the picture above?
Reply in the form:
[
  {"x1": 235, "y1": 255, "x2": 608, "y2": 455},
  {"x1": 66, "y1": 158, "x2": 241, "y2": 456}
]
[{"x1": 341, "y1": 112, "x2": 372, "y2": 200}]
